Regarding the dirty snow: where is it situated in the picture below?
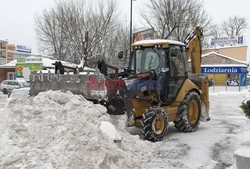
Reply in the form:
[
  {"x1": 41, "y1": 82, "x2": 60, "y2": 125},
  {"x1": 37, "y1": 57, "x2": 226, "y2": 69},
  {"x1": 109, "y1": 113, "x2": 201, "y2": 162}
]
[{"x1": 0, "y1": 88, "x2": 250, "y2": 169}]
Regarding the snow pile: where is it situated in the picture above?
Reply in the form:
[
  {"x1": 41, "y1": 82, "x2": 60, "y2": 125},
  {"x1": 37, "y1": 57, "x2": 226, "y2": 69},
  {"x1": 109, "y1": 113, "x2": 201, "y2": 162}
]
[
  {"x1": 0, "y1": 90, "x2": 148, "y2": 169},
  {"x1": 235, "y1": 147, "x2": 250, "y2": 158},
  {"x1": 234, "y1": 148, "x2": 250, "y2": 169}
]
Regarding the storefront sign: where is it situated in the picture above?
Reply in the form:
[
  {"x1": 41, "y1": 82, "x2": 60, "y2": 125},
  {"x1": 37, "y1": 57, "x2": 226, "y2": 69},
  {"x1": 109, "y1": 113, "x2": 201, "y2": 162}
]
[
  {"x1": 16, "y1": 57, "x2": 43, "y2": 80},
  {"x1": 17, "y1": 57, "x2": 26, "y2": 63},
  {"x1": 201, "y1": 66, "x2": 247, "y2": 74},
  {"x1": 17, "y1": 57, "x2": 42, "y2": 63},
  {"x1": 16, "y1": 63, "x2": 43, "y2": 79},
  {"x1": 7, "y1": 44, "x2": 16, "y2": 51},
  {"x1": 16, "y1": 45, "x2": 32, "y2": 53},
  {"x1": 17, "y1": 65, "x2": 24, "y2": 72},
  {"x1": 25, "y1": 57, "x2": 42, "y2": 63}
]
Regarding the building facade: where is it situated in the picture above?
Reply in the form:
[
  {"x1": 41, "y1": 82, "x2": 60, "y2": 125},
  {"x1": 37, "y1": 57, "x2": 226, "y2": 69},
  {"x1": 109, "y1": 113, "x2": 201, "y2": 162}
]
[
  {"x1": 201, "y1": 52, "x2": 248, "y2": 86},
  {"x1": 0, "y1": 38, "x2": 35, "y2": 65},
  {"x1": 203, "y1": 45, "x2": 247, "y2": 62}
]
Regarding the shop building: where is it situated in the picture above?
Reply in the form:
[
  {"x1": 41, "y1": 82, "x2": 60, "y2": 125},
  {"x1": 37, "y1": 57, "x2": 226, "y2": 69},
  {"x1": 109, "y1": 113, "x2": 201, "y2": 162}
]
[
  {"x1": 0, "y1": 56, "x2": 90, "y2": 83},
  {"x1": 0, "y1": 61, "x2": 16, "y2": 82},
  {"x1": 201, "y1": 52, "x2": 248, "y2": 86}
]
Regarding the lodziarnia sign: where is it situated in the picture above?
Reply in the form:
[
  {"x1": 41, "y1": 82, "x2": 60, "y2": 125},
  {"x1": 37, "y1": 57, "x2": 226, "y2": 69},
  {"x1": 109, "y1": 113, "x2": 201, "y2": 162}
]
[{"x1": 201, "y1": 65, "x2": 247, "y2": 74}]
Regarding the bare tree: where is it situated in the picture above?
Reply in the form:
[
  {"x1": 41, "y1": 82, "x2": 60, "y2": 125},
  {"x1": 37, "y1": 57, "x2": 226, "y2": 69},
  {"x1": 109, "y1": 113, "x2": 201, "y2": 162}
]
[
  {"x1": 139, "y1": 0, "x2": 212, "y2": 42},
  {"x1": 222, "y1": 16, "x2": 248, "y2": 36},
  {"x1": 35, "y1": 0, "x2": 119, "y2": 68},
  {"x1": 35, "y1": 6, "x2": 69, "y2": 60},
  {"x1": 210, "y1": 24, "x2": 223, "y2": 39}
]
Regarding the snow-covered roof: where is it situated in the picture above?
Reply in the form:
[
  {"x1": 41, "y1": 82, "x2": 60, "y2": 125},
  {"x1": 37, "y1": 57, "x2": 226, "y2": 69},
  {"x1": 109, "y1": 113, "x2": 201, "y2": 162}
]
[
  {"x1": 0, "y1": 60, "x2": 16, "y2": 68},
  {"x1": 202, "y1": 52, "x2": 248, "y2": 65},
  {"x1": 132, "y1": 39, "x2": 185, "y2": 46},
  {"x1": 42, "y1": 58, "x2": 57, "y2": 68},
  {"x1": 0, "y1": 57, "x2": 96, "y2": 71},
  {"x1": 203, "y1": 44, "x2": 247, "y2": 50},
  {"x1": 0, "y1": 38, "x2": 8, "y2": 42}
]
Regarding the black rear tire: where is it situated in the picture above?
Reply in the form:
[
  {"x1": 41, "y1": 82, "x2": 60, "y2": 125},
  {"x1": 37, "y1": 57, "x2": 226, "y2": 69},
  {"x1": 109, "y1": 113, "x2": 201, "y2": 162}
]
[
  {"x1": 174, "y1": 91, "x2": 201, "y2": 132},
  {"x1": 3, "y1": 88, "x2": 8, "y2": 95},
  {"x1": 141, "y1": 107, "x2": 168, "y2": 142}
]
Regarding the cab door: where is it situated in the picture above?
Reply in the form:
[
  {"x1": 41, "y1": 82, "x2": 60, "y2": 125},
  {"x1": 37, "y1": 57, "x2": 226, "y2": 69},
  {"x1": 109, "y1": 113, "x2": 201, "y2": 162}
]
[{"x1": 167, "y1": 46, "x2": 186, "y2": 101}]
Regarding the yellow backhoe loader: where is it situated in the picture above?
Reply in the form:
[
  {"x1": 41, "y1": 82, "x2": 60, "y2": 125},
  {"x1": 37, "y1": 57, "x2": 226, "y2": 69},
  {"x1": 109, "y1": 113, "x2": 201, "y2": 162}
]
[{"x1": 99, "y1": 26, "x2": 210, "y2": 142}]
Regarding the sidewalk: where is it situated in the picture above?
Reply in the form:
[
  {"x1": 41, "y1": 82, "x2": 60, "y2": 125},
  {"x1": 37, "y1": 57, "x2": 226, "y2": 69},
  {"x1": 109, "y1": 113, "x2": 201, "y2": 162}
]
[{"x1": 209, "y1": 85, "x2": 249, "y2": 93}]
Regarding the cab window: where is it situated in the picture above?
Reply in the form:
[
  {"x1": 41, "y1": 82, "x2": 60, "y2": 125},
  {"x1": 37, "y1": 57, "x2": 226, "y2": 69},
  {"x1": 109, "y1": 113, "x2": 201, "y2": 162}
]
[{"x1": 170, "y1": 47, "x2": 186, "y2": 77}]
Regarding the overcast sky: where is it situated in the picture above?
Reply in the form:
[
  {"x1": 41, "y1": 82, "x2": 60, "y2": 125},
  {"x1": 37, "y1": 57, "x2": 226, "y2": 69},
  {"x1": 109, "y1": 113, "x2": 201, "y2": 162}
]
[{"x1": 0, "y1": 0, "x2": 250, "y2": 58}]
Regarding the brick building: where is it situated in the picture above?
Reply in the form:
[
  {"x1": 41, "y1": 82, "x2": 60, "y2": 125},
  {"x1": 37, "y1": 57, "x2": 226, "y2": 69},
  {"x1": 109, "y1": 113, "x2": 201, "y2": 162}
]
[{"x1": 0, "y1": 60, "x2": 16, "y2": 83}]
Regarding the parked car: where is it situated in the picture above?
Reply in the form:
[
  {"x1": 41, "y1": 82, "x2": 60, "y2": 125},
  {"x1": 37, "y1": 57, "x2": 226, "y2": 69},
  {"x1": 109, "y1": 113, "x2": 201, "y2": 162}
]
[
  {"x1": 0, "y1": 80, "x2": 30, "y2": 94},
  {"x1": 7, "y1": 87, "x2": 30, "y2": 99}
]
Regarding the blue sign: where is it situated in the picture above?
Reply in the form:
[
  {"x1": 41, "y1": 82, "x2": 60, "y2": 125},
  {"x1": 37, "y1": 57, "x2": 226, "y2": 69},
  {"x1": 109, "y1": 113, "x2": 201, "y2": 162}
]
[
  {"x1": 201, "y1": 66, "x2": 247, "y2": 74},
  {"x1": 16, "y1": 45, "x2": 32, "y2": 53},
  {"x1": 240, "y1": 73, "x2": 247, "y2": 86},
  {"x1": 210, "y1": 36, "x2": 244, "y2": 47},
  {"x1": 238, "y1": 36, "x2": 244, "y2": 44}
]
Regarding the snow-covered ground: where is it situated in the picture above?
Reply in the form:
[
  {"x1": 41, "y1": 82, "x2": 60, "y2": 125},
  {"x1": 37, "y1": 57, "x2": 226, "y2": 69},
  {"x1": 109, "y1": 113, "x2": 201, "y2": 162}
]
[{"x1": 0, "y1": 89, "x2": 249, "y2": 169}]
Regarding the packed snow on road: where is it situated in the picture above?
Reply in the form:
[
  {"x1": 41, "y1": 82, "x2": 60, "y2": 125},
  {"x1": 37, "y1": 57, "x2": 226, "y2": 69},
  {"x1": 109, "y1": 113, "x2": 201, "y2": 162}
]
[{"x1": 0, "y1": 89, "x2": 249, "y2": 169}]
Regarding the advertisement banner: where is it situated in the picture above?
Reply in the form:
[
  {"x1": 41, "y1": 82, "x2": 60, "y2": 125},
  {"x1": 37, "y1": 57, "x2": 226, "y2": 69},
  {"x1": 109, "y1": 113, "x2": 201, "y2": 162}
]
[
  {"x1": 16, "y1": 45, "x2": 32, "y2": 53},
  {"x1": 7, "y1": 44, "x2": 16, "y2": 51},
  {"x1": 16, "y1": 63, "x2": 43, "y2": 79},
  {"x1": 240, "y1": 73, "x2": 247, "y2": 86},
  {"x1": 226, "y1": 74, "x2": 247, "y2": 86},
  {"x1": 211, "y1": 36, "x2": 244, "y2": 47}
]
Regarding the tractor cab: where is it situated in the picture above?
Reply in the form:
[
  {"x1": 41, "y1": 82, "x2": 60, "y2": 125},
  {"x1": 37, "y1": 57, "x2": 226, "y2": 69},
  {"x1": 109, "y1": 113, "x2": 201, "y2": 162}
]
[{"x1": 129, "y1": 39, "x2": 188, "y2": 103}]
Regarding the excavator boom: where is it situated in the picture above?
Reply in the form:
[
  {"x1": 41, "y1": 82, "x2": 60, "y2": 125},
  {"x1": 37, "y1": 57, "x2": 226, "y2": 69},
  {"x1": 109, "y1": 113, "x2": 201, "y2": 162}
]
[{"x1": 185, "y1": 26, "x2": 203, "y2": 74}]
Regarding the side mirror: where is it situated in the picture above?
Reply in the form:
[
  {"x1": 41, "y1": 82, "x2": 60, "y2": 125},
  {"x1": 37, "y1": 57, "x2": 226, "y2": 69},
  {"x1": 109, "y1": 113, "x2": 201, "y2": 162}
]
[{"x1": 118, "y1": 51, "x2": 124, "y2": 59}]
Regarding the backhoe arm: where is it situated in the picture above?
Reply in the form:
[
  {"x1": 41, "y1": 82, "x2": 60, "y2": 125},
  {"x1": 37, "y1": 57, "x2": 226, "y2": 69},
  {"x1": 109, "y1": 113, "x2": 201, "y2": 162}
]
[
  {"x1": 184, "y1": 26, "x2": 210, "y2": 120},
  {"x1": 185, "y1": 26, "x2": 203, "y2": 74}
]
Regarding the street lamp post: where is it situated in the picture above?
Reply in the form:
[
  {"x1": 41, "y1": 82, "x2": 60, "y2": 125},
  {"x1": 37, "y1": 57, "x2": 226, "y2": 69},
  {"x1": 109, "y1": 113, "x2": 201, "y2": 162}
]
[{"x1": 129, "y1": 0, "x2": 133, "y2": 55}]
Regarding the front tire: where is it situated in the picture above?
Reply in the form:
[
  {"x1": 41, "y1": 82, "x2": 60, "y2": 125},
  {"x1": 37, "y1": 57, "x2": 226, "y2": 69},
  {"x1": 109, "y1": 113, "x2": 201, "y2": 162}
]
[
  {"x1": 174, "y1": 91, "x2": 201, "y2": 132},
  {"x1": 141, "y1": 107, "x2": 168, "y2": 142}
]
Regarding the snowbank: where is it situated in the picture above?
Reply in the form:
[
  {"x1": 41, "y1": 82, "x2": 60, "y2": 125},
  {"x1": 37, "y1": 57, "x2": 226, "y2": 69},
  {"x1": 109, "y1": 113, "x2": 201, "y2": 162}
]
[
  {"x1": 235, "y1": 148, "x2": 250, "y2": 169},
  {"x1": 2, "y1": 90, "x2": 249, "y2": 169},
  {"x1": 0, "y1": 90, "x2": 149, "y2": 169},
  {"x1": 235, "y1": 148, "x2": 250, "y2": 158}
]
